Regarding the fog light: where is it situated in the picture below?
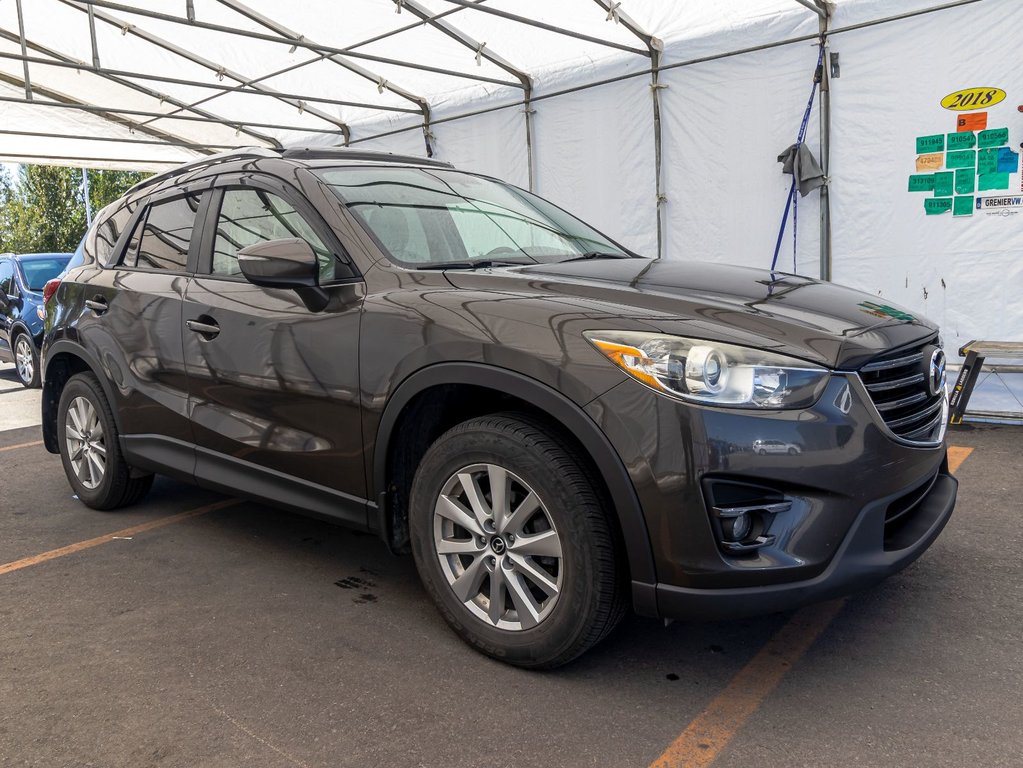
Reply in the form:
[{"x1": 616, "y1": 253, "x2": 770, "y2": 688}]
[{"x1": 720, "y1": 512, "x2": 752, "y2": 542}]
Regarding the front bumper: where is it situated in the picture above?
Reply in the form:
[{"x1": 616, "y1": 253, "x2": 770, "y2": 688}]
[
  {"x1": 585, "y1": 373, "x2": 957, "y2": 619},
  {"x1": 655, "y1": 468, "x2": 956, "y2": 620}
]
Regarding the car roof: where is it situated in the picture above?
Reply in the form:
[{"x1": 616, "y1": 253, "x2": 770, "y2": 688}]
[{"x1": 124, "y1": 146, "x2": 454, "y2": 203}]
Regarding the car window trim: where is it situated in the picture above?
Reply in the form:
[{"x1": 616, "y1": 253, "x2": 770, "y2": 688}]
[
  {"x1": 111, "y1": 179, "x2": 213, "y2": 275},
  {"x1": 200, "y1": 172, "x2": 360, "y2": 284}
]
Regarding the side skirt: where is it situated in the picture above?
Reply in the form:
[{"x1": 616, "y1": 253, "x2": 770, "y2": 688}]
[{"x1": 121, "y1": 434, "x2": 370, "y2": 530}]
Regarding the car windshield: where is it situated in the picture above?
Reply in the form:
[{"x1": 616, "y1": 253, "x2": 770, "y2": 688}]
[
  {"x1": 316, "y1": 166, "x2": 634, "y2": 268},
  {"x1": 19, "y1": 256, "x2": 71, "y2": 291}
]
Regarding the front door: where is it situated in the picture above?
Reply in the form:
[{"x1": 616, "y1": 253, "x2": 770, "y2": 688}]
[{"x1": 182, "y1": 177, "x2": 367, "y2": 525}]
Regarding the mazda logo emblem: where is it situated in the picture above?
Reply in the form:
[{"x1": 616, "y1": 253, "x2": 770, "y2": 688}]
[{"x1": 928, "y1": 348, "x2": 947, "y2": 397}]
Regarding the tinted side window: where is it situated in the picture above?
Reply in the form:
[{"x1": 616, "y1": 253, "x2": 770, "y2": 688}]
[
  {"x1": 87, "y1": 200, "x2": 136, "y2": 267},
  {"x1": 134, "y1": 194, "x2": 201, "y2": 272},
  {"x1": 212, "y1": 189, "x2": 334, "y2": 281},
  {"x1": 0, "y1": 261, "x2": 14, "y2": 296}
]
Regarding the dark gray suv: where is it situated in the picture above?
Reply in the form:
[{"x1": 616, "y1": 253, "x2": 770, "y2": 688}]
[{"x1": 41, "y1": 148, "x2": 956, "y2": 668}]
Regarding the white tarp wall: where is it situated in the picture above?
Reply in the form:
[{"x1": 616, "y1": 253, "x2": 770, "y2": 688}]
[{"x1": 828, "y1": 0, "x2": 1023, "y2": 415}]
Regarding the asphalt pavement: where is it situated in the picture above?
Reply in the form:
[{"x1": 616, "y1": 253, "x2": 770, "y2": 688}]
[{"x1": 0, "y1": 361, "x2": 1019, "y2": 768}]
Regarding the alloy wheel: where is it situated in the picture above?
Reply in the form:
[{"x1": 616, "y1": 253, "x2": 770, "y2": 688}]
[
  {"x1": 433, "y1": 463, "x2": 563, "y2": 631},
  {"x1": 65, "y1": 396, "x2": 107, "y2": 490},
  {"x1": 14, "y1": 336, "x2": 34, "y2": 385}
]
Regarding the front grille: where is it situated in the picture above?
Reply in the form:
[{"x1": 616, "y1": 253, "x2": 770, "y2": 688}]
[{"x1": 859, "y1": 340, "x2": 946, "y2": 444}]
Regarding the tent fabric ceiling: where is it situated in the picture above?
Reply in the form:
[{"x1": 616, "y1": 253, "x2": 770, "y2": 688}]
[{"x1": 0, "y1": 0, "x2": 874, "y2": 170}]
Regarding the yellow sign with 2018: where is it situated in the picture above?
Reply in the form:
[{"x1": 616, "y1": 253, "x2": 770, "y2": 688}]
[{"x1": 941, "y1": 87, "x2": 1006, "y2": 111}]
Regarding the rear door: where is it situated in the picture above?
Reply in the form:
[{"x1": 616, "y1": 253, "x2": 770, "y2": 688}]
[
  {"x1": 72, "y1": 182, "x2": 209, "y2": 478},
  {"x1": 182, "y1": 173, "x2": 367, "y2": 525}
]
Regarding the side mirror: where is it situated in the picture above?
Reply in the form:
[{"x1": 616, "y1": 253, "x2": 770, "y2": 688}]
[
  {"x1": 237, "y1": 238, "x2": 329, "y2": 312},
  {"x1": 237, "y1": 238, "x2": 319, "y2": 289}
]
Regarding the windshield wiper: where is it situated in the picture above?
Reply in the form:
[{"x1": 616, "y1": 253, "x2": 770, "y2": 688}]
[
  {"x1": 558, "y1": 251, "x2": 633, "y2": 263},
  {"x1": 415, "y1": 259, "x2": 531, "y2": 271}
]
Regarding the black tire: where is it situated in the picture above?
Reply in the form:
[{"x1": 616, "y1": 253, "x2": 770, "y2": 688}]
[
  {"x1": 409, "y1": 413, "x2": 626, "y2": 669},
  {"x1": 56, "y1": 373, "x2": 154, "y2": 510},
  {"x1": 13, "y1": 332, "x2": 40, "y2": 388}
]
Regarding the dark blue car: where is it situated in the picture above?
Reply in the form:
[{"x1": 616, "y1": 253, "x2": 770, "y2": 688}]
[{"x1": 0, "y1": 252, "x2": 73, "y2": 387}]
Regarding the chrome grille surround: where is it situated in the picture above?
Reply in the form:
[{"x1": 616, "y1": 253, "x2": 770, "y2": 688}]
[{"x1": 856, "y1": 340, "x2": 948, "y2": 447}]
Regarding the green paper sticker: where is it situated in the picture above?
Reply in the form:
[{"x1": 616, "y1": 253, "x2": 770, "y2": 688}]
[
  {"x1": 947, "y1": 132, "x2": 976, "y2": 150},
  {"x1": 978, "y1": 128, "x2": 1009, "y2": 148},
  {"x1": 908, "y1": 174, "x2": 936, "y2": 192},
  {"x1": 925, "y1": 198, "x2": 953, "y2": 215},
  {"x1": 953, "y1": 196, "x2": 975, "y2": 217},
  {"x1": 978, "y1": 148, "x2": 999, "y2": 175},
  {"x1": 978, "y1": 172, "x2": 1011, "y2": 191},
  {"x1": 946, "y1": 150, "x2": 976, "y2": 169},
  {"x1": 916, "y1": 134, "x2": 945, "y2": 153},
  {"x1": 955, "y1": 168, "x2": 975, "y2": 194},
  {"x1": 934, "y1": 172, "x2": 954, "y2": 196}
]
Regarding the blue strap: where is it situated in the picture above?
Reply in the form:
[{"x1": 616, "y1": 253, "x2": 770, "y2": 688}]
[{"x1": 772, "y1": 43, "x2": 826, "y2": 272}]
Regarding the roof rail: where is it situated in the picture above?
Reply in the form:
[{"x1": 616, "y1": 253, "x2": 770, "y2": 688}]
[
  {"x1": 281, "y1": 146, "x2": 454, "y2": 169},
  {"x1": 127, "y1": 147, "x2": 282, "y2": 195}
]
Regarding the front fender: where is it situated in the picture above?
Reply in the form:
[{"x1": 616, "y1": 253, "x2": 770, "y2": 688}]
[{"x1": 372, "y1": 362, "x2": 658, "y2": 598}]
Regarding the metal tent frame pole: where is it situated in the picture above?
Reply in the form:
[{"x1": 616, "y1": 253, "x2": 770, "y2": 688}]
[
  {"x1": 593, "y1": 0, "x2": 665, "y2": 259},
  {"x1": 0, "y1": 95, "x2": 344, "y2": 134},
  {"x1": 60, "y1": 0, "x2": 354, "y2": 143},
  {"x1": 0, "y1": 69, "x2": 211, "y2": 156},
  {"x1": 69, "y1": 0, "x2": 523, "y2": 89},
  {"x1": 815, "y1": 0, "x2": 834, "y2": 281},
  {"x1": 0, "y1": 31, "x2": 279, "y2": 149},
  {"x1": 393, "y1": 0, "x2": 536, "y2": 188},
  {"x1": 13, "y1": 0, "x2": 32, "y2": 99},
  {"x1": 0, "y1": 52, "x2": 423, "y2": 114},
  {"x1": 438, "y1": 0, "x2": 649, "y2": 56},
  {"x1": 215, "y1": 0, "x2": 439, "y2": 155},
  {"x1": 0, "y1": 129, "x2": 255, "y2": 152}
]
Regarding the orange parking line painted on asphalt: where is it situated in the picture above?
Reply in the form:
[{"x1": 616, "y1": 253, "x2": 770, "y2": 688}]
[
  {"x1": 649, "y1": 599, "x2": 846, "y2": 768},
  {"x1": 0, "y1": 440, "x2": 43, "y2": 453},
  {"x1": 947, "y1": 446, "x2": 973, "y2": 474},
  {"x1": 0, "y1": 499, "x2": 239, "y2": 577}
]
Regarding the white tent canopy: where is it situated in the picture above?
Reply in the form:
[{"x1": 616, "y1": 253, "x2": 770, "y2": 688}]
[{"x1": 2, "y1": 0, "x2": 1021, "y2": 416}]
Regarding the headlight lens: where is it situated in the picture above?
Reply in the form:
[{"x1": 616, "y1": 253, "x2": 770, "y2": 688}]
[{"x1": 585, "y1": 330, "x2": 830, "y2": 409}]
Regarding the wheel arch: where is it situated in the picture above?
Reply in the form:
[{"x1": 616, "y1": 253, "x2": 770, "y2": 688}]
[
  {"x1": 372, "y1": 362, "x2": 657, "y2": 586},
  {"x1": 41, "y1": 341, "x2": 122, "y2": 454},
  {"x1": 10, "y1": 320, "x2": 34, "y2": 345}
]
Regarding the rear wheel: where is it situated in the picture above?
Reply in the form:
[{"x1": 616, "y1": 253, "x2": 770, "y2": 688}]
[
  {"x1": 409, "y1": 413, "x2": 626, "y2": 668},
  {"x1": 57, "y1": 373, "x2": 153, "y2": 510},
  {"x1": 13, "y1": 333, "x2": 39, "y2": 388}
]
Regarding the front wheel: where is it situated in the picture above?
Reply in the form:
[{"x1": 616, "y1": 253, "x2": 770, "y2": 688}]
[
  {"x1": 57, "y1": 373, "x2": 154, "y2": 510},
  {"x1": 409, "y1": 413, "x2": 626, "y2": 668},
  {"x1": 13, "y1": 333, "x2": 39, "y2": 388}
]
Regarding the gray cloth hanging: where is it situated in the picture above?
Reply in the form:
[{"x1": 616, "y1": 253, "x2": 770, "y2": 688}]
[{"x1": 777, "y1": 143, "x2": 825, "y2": 197}]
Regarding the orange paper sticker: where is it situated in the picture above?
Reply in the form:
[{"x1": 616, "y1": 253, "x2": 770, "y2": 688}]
[
  {"x1": 957, "y1": 112, "x2": 988, "y2": 132},
  {"x1": 916, "y1": 153, "x2": 944, "y2": 171}
]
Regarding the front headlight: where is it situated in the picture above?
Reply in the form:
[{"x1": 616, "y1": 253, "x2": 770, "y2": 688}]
[{"x1": 584, "y1": 330, "x2": 830, "y2": 409}]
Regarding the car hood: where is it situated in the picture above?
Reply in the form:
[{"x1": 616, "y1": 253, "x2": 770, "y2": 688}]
[{"x1": 448, "y1": 259, "x2": 937, "y2": 369}]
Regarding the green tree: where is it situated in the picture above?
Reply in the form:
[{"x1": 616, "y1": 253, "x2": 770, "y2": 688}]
[{"x1": 0, "y1": 165, "x2": 149, "y2": 254}]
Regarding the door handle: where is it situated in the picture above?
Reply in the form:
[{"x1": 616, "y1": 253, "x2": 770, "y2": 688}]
[
  {"x1": 85, "y1": 296, "x2": 108, "y2": 314},
  {"x1": 186, "y1": 318, "x2": 220, "y2": 339}
]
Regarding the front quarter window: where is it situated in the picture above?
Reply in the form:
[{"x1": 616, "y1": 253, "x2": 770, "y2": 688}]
[{"x1": 212, "y1": 188, "x2": 339, "y2": 282}]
